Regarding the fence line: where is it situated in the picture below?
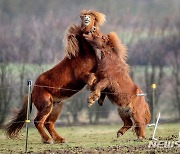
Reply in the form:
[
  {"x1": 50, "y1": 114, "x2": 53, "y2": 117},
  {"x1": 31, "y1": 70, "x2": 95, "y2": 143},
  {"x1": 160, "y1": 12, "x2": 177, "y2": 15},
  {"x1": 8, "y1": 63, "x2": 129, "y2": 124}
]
[
  {"x1": 2, "y1": 115, "x2": 179, "y2": 126},
  {"x1": 0, "y1": 82, "x2": 176, "y2": 95},
  {"x1": 1, "y1": 120, "x2": 179, "y2": 129},
  {"x1": 1, "y1": 83, "x2": 178, "y2": 125},
  {"x1": 0, "y1": 84, "x2": 26, "y2": 89}
]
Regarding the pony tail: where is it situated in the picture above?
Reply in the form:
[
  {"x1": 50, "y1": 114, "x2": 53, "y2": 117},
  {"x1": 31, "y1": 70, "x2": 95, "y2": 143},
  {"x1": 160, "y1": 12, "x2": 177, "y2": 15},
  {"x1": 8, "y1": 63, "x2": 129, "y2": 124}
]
[
  {"x1": 5, "y1": 95, "x2": 29, "y2": 138},
  {"x1": 63, "y1": 25, "x2": 80, "y2": 59}
]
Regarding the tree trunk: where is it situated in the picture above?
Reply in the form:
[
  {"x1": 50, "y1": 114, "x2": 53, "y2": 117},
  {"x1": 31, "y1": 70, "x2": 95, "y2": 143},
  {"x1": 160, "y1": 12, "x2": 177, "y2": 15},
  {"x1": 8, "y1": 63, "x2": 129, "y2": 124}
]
[{"x1": 73, "y1": 113, "x2": 79, "y2": 124}]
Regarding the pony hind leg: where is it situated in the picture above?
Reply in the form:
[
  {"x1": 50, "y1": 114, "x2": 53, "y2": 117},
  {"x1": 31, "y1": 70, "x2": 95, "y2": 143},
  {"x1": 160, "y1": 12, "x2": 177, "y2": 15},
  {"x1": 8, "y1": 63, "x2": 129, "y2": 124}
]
[
  {"x1": 44, "y1": 102, "x2": 65, "y2": 143},
  {"x1": 117, "y1": 108, "x2": 133, "y2": 137},
  {"x1": 132, "y1": 97, "x2": 149, "y2": 139},
  {"x1": 34, "y1": 93, "x2": 53, "y2": 144},
  {"x1": 132, "y1": 112, "x2": 146, "y2": 139},
  {"x1": 134, "y1": 123, "x2": 145, "y2": 139}
]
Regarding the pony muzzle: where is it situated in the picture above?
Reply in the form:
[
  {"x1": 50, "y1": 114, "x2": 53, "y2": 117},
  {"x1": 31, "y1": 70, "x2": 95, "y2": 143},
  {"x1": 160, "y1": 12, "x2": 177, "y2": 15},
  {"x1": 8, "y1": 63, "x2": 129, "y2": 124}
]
[{"x1": 81, "y1": 15, "x2": 91, "y2": 26}]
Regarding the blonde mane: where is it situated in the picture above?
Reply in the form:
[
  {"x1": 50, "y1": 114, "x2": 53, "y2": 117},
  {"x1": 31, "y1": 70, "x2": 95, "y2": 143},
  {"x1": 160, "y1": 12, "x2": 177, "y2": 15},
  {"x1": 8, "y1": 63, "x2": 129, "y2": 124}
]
[
  {"x1": 63, "y1": 24, "x2": 81, "y2": 58},
  {"x1": 80, "y1": 9, "x2": 106, "y2": 28},
  {"x1": 108, "y1": 32, "x2": 128, "y2": 62}
]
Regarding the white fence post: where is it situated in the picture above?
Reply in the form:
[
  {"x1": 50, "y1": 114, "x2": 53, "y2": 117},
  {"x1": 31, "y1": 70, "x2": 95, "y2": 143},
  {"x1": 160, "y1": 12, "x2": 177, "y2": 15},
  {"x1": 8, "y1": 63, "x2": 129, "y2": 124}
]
[{"x1": 148, "y1": 112, "x2": 161, "y2": 140}]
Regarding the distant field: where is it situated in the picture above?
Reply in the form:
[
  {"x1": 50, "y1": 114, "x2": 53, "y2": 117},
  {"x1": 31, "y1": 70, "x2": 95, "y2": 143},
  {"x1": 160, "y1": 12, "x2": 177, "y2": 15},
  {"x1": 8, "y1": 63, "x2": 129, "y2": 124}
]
[
  {"x1": 0, "y1": 123, "x2": 179, "y2": 153},
  {"x1": 4, "y1": 63, "x2": 172, "y2": 81}
]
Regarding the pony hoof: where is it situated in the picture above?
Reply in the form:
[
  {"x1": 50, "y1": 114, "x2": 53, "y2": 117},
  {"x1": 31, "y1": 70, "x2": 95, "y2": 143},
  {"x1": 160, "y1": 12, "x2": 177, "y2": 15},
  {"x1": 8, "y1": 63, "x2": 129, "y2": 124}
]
[
  {"x1": 43, "y1": 138, "x2": 53, "y2": 144},
  {"x1": 54, "y1": 138, "x2": 66, "y2": 143},
  {"x1": 88, "y1": 98, "x2": 95, "y2": 107},
  {"x1": 94, "y1": 92, "x2": 100, "y2": 100},
  {"x1": 88, "y1": 102, "x2": 93, "y2": 108},
  {"x1": 117, "y1": 132, "x2": 123, "y2": 138},
  {"x1": 98, "y1": 99, "x2": 103, "y2": 106},
  {"x1": 138, "y1": 136, "x2": 144, "y2": 140}
]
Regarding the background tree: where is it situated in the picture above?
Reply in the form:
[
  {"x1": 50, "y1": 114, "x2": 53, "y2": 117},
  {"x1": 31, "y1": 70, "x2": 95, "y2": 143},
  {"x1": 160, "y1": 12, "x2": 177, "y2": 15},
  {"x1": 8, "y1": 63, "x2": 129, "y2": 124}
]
[
  {"x1": 168, "y1": 21, "x2": 180, "y2": 118},
  {"x1": 0, "y1": 0, "x2": 180, "y2": 125},
  {"x1": 0, "y1": 40, "x2": 13, "y2": 125},
  {"x1": 65, "y1": 90, "x2": 86, "y2": 123}
]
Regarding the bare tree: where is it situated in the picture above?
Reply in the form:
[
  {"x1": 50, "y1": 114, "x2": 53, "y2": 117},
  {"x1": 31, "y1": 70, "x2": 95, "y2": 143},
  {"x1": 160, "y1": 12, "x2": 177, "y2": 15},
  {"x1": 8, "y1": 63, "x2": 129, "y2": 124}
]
[
  {"x1": 171, "y1": 47, "x2": 180, "y2": 118},
  {"x1": 131, "y1": 20, "x2": 170, "y2": 122},
  {"x1": 0, "y1": 43, "x2": 13, "y2": 125},
  {"x1": 65, "y1": 91, "x2": 86, "y2": 123},
  {"x1": 169, "y1": 22, "x2": 180, "y2": 118}
]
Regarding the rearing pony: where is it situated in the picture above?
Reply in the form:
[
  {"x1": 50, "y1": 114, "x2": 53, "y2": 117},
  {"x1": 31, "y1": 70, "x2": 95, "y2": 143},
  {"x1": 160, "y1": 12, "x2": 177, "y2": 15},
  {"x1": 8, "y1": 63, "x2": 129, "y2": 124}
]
[
  {"x1": 84, "y1": 31, "x2": 151, "y2": 139},
  {"x1": 5, "y1": 10, "x2": 106, "y2": 144}
]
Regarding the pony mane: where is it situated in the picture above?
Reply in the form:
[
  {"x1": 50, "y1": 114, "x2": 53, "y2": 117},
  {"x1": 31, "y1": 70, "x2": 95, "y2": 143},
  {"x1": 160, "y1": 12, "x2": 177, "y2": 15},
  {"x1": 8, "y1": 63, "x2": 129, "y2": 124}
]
[
  {"x1": 108, "y1": 32, "x2": 128, "y2": 62},
  {"x1": 63, "y1": 24, "x2": 81, "y2": 59},
  {"x1": 80, "y1": 9, "x2": 106, "y2": 27}
]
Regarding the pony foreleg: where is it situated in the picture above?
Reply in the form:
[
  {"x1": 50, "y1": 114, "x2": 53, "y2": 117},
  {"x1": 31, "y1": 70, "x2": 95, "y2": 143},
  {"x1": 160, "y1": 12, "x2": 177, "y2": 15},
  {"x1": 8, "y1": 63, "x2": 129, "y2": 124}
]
[
  {"x1": 88, "y1": 78, "x2": 109, "y2": 107},
  {"x1": 98, "y1": 90, "x2": 107, "y2": 106},
  {"x1": 44, "y1": 102, "x2": 65, "y2": 143},
  {"x1": 87, "y1": 73, "x2": 97, "y2": 89},
  {"x1": 87, "y1": 73, "x2": 107, "y2": 106}
]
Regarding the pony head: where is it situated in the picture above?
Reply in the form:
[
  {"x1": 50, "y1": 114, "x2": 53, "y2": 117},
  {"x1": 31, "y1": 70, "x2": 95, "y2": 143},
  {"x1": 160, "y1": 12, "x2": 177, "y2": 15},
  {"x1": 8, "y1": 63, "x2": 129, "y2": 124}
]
[
  {"x1": 84, "y1": 32, "x2": 128, "y2": 62},
  {"x1": 83, "y1": 32, "x2": 108, "y2": 49},
  {"x1": 80, "y1": 9, "x2": 106, "y2": 33}
]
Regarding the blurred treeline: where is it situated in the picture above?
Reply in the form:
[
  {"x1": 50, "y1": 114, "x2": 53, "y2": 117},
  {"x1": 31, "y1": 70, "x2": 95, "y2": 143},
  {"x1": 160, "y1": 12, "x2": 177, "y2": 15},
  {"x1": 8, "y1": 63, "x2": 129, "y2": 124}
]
[{"x1": 0, "y1": 0, "x2": 179, "y2": 125}]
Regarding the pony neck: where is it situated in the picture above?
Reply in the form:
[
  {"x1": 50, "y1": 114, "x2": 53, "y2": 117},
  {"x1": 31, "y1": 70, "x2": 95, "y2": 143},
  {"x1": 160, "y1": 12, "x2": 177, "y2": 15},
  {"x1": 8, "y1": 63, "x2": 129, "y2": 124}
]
[
  {"x1": 81, "y1": 24, "x2": 97, "y2": 34},
  {"x1": 78, "y1": 32, "x2": 97, "y2": 58}
]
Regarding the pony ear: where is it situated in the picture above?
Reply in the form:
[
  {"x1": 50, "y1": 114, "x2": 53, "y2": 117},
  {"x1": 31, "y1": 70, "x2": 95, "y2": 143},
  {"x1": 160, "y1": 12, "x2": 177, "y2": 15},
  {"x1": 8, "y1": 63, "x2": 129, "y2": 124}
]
[
  {"x1": 63, "y1": 25, "x2": 80, "y2": 58},
  {"x1": 80, "y1": 9, "x2": 87, "y2": 18},
  {"x1": 89, "y1": 10, "x2": 106, "y2": 26}
]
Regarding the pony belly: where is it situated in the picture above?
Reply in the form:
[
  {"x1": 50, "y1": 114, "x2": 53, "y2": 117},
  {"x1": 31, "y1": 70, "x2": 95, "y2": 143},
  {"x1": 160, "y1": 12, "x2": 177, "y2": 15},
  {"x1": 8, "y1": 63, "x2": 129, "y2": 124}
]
[
  {"x1": 118, "y1": 105, "x2": 136, "y2": 126},
  {"x1": 118, "y1": 106, "x2": 131, "y2": 117}
]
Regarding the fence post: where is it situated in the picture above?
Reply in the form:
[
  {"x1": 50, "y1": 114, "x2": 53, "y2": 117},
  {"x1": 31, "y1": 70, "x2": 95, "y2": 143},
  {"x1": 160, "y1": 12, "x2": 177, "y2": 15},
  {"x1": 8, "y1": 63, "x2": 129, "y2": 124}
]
[
  {"x1": 25, "y1": 80, "x2": 32, "y2": 153},
  {"x1": 152, "y1": 112, "x2": 161, "y2": 140},
  {"x1": 151, "y1": 83, "x2": 156, "y2": 123}
]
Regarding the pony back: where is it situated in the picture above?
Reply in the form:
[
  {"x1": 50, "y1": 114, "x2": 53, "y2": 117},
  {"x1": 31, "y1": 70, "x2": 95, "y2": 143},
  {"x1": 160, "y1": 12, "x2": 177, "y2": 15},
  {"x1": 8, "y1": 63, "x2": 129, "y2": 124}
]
[{"x1": 108, "y1": 32, "x2": 128, "y2": 61}]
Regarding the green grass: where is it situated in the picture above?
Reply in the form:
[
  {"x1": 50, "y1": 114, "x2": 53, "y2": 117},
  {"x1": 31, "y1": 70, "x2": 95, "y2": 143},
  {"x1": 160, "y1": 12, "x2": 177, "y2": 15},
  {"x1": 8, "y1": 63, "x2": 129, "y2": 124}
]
[{"x1": 0, "y1": 123, "x2": 179, "y2": 153}]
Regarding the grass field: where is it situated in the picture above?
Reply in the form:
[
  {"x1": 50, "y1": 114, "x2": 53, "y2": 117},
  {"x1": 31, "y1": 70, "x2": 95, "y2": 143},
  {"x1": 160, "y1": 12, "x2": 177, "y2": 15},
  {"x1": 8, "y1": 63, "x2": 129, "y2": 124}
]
[{"x1": 0, "y1": 123, "x2": 179, "y2": 153}]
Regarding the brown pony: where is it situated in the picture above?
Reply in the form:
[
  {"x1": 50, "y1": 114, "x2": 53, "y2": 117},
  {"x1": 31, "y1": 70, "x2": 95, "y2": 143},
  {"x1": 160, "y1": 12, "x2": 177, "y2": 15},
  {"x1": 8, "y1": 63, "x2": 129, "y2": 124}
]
[
  {"x1": 5, "y1": 10, "x2": 106, "y2": 144},
  {"x1": 83, "y1": 31, "x2": 151, "y2": 139}
]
